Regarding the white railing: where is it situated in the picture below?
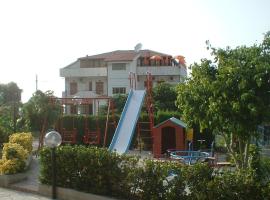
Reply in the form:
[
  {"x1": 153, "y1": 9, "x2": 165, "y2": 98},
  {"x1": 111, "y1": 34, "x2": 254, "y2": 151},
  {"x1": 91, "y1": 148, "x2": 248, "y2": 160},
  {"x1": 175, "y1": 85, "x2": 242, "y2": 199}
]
[
  {"x1": 137, "y1": 66, "x2": 185, "y2": 76},
  {"x1": 60, "y1": 67, "x2": 107, "y2": 77}
]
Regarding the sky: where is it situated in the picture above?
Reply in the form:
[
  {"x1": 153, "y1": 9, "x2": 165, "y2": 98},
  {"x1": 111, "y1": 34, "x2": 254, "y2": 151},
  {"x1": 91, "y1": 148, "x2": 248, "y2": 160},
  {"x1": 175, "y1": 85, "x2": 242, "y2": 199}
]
[{"x1": 0, "y1": 0, "x2": 269, "y2": 102}]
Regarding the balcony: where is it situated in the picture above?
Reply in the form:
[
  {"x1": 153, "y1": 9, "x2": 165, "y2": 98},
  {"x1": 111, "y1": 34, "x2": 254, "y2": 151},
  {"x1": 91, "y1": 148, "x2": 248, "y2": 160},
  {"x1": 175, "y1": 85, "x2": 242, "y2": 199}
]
[
  {"x1": 60, "y1": 67, "x2": 107, "y2": 77},
  {"x1": 137, "y1": 66, "x2": 186, "y2": 76}
]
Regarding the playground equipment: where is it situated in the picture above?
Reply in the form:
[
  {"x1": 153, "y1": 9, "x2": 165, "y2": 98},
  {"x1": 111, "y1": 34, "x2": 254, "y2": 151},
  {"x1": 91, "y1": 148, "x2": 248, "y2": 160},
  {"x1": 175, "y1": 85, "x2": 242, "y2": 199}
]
[
  {"x1": 108, "y1": 72, "x2": 155, "y2": 154},
  {"x1": 168, "y1": 141, "x2": 214, "y2": 165},
  {"x1": 169, "y1": 150, "x2": 210, "y2": 165},
  {"x1": 152, "y1": 117, "x2": 186, "y2": 158},
  {"x1": 136, "y1": 72, "x2": 155, "y2": 151},
  {"x1": 48, "y1": 96, "x2": 116, "y2": 146},
  {"x1": 109, "y1": 89, "x2": 146, "y2": 154},
  {"x1": 48, "y1": 70, "x2": 190, "y2": 157},
  {"x1": 83, "y1": 114, "x2": 101, "y2": 145},
  {"x1": 60, "y1": 115, "x2": 77, "y2": 144}
]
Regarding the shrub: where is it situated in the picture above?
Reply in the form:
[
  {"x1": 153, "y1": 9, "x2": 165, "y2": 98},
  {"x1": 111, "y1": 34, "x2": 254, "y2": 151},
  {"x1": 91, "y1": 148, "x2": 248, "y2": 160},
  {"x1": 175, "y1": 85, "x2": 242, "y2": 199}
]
[
  {"x1": 9, "y1": 132, "x2": 33, "y2": 153},
  {"x1": 183, "y1": 163, "x2": 213, "y2": 199},
  {"x1": 134, "y1": 159, "x2": 169, "y2": 199},
  {"x1": 39, "y1": 145, "x2": 270, "y2": 200},
  {"x1": 0, "y1": 132, "x2": 32, "y2": 175},
  {"x1": 40, "y1": 146, "x2": 187, "y2": 199},
  {"x1": 133, "y1": 159, "x2": 186, "y2": 200},
  {"x1": 206, "y1": 170, "x2": 268, "y2": 200},
  {"x1": 2, "y1": 143, "x2": 28, "y2": 160},
  {"x1": 258, "y1": 157, "x2": 270, "y2": 184},
  {"x1": 0, "y1": 143, "x2": 28, "y2": 174},
  {"x1": 0, "y1": 158, "x2": 25, "y2": 175},
  {"x1": 0, "y1": 126, "x2": 10, "y2": 147},
  {"x1": 39, "y1": 145, "x2": 139, "y2": 198}
]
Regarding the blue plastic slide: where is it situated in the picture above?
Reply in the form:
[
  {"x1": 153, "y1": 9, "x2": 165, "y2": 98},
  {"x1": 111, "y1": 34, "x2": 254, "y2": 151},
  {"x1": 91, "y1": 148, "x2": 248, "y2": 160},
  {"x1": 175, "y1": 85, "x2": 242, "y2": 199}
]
[{"x1": 109, "y1": 90, "x2": 146, "y2": 154}]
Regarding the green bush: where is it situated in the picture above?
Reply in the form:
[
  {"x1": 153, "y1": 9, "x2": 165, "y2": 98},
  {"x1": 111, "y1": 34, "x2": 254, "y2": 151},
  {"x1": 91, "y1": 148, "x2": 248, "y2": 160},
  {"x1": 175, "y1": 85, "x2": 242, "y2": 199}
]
[
  {"x1": 39, "y1": 145, "x2": 270, "y2": 199},
  {"x1": 134, "y1": 159, "x2": 187, "y2": 200},
  {"x1": 39, "y1": 145, "x2": 139, "y2": 198},
  {"x1": 0, "y1": 126, "x2": 9, "y2": 147},
  {"x1": 206, "y1": 170, "x2": 270, "y2": 200},
  {"x1": 183, "y1": 163, "x2": 213, "y2": 199},
  {"x1": 258, "y1": 157, "x2": 270, "y2": 183}
]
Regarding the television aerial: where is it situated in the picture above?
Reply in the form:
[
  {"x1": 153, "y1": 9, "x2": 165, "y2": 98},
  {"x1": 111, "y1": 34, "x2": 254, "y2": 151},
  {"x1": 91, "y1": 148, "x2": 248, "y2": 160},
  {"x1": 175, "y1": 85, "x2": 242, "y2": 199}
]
[{"x1": 134, "y1": 43, "x2": 142, "y2": 52}]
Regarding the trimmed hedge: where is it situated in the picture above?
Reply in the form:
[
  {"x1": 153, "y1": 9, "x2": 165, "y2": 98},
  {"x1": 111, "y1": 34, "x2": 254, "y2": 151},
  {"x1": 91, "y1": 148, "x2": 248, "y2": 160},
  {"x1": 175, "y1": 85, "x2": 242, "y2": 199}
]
[
  {"x1": 39, "y1": 145, "x2": 270, "y2": 200},
  {"x1": 39, "y1": 145, "x2": 138, "y2": 199}
]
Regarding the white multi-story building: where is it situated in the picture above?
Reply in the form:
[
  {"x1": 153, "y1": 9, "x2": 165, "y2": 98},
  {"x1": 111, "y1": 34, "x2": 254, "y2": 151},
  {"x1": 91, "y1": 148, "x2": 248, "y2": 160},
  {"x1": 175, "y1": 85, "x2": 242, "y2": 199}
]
[{"x1": 60, "y1": 49, "x2": 187, "y2": 114}]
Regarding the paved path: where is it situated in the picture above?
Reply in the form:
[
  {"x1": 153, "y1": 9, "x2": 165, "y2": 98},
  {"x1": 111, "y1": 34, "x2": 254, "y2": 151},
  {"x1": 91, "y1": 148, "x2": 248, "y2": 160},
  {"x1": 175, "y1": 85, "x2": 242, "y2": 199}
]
[
  {"x1": 0, "y1": 187, "x2": 50, "y2": 200},
  {"x1": 10, "y1": 156, "x2": 39, "y2": 193}
]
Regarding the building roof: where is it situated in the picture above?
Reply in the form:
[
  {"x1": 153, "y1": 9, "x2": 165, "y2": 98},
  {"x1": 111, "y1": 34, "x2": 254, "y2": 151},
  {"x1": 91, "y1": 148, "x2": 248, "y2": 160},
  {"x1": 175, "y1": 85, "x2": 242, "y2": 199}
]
[
  {"x1": 154, "y1": 117, "x2": 187, "y2": 128},
  {"x1": 79, "y1": 49, "x2": 172, "y2": 62}
]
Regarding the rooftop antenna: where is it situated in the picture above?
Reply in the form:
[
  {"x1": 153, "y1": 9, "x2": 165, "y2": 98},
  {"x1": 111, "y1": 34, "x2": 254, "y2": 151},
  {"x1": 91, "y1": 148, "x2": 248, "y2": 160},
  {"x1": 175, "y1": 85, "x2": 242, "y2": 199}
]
[{"x1": 134, "y1": 43, "x2": 142, "y2": 52}]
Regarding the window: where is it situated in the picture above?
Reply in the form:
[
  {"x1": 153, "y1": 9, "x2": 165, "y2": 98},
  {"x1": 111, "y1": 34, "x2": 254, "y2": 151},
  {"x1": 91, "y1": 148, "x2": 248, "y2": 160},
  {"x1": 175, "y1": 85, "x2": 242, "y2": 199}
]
[
  {"x1": 81, "y1": 59, "x2": 106, "y2": 68},
  {"x1": 80, "y1": 105, "x2": 91, "y2": 115},
  {"x1": 70, "y1": 82, "x2": 77, "y2": 95},
  {"x1": 137, "y1": 58, "x2": 142, "y2": 66},
  {"x1": 94, "y1": 60, "x2": 100, "y2": 67},
  {"x1": 70, "y1": 105, "x2": 77, "y2": 114},
  {"x1": 157, "y1": 80, "x2": 165, "y2": 84},
  {"x1": 112, "y1": 63, "x2": 126, "y2": 70},
  {"x1": 100, "y1": 60, "x2": 106, "y2": 67},
  {"x1": 89, "y1": 60, "x2": 94, "y2": 67},
  {"x1": 89, "y1": 82, "x2": 92, "y2": 91},
  {"x1": 96, "y1": 81, "x2": 104, "y2": 95},
  {"x1": 112, "y1": 87, "x2": 126, "y2": 94}
]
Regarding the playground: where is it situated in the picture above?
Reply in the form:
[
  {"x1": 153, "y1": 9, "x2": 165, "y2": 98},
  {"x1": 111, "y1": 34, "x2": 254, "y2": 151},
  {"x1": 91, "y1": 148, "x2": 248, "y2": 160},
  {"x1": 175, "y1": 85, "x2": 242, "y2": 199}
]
[
  {"x1": 1, "y1": 70, "x2": 266, "y2": 200},
  {"x1": 45, "y1": 71, "x2": 217, "y2": 167}
]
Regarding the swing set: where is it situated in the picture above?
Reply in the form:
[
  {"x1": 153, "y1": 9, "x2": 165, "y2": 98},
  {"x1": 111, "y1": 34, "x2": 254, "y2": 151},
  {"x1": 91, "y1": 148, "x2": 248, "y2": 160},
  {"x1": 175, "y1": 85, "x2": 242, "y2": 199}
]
[{"x1": 50, "y1": 97, "x2": 117, "y2": 146}]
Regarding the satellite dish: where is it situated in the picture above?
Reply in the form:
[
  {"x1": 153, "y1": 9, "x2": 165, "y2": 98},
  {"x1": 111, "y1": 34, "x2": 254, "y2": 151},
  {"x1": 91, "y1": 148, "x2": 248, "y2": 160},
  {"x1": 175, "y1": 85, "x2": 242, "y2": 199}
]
[{"x1": 134, "y1": 43, "x2": 142, "y2": 52}]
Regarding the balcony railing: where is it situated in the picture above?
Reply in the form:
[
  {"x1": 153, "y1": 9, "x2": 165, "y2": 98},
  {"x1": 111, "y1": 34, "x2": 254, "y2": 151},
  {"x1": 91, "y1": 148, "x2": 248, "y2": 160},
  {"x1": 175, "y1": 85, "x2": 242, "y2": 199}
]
[
  {"x1": 137, "y1": 66, "x2": 186, "y2": 76},
  {"x1": 60, "y1": 67, "x2": 107, "y2": 77}
]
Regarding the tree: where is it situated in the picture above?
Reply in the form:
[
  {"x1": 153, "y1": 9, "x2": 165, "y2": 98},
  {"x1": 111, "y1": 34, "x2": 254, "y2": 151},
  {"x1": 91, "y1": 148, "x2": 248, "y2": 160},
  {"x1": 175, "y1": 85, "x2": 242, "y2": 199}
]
[
  {"x1": 176, "y1": 32, "x2": 270, "y2": 169},
  {"x1": 112, "y1": 94, "x2": 128, "y2": 114},
  {"x1": 153, "y1": 82, "x2": 178, "y2": 111},
  {"x1": 0, "y1": 82, "x2": 22, "y2": 134},
  {"x1": 22, "y1": 90, "x2": 61, "y2": 149}
]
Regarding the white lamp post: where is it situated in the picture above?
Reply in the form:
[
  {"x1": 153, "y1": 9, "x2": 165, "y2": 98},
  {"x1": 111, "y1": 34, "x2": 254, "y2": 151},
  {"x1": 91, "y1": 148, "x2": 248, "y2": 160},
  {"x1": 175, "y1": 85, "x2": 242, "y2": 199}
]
[{"x1": 44, "y1": 131, "x2": 62, "y2": 200}]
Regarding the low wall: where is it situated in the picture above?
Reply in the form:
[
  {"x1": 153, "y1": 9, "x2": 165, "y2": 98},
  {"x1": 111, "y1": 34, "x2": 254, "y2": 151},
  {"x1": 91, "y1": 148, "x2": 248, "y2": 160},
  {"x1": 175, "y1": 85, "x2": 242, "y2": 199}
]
[
  {"x1": 38, "y1": 184, "x2": 118, "y2": 200},
  {"x1": 0, "y1": 154, "x2": 33, "y2": 187},
  {"x1": 0, "y1": 173, "x2": 28, "y2": 187}
]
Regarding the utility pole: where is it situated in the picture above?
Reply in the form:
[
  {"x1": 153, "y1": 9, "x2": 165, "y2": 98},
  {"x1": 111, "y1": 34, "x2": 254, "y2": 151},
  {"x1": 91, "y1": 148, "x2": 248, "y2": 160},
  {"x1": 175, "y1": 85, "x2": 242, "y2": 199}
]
[{"x1": 36, "y1": 74, "x2": 38, "y2": 91}]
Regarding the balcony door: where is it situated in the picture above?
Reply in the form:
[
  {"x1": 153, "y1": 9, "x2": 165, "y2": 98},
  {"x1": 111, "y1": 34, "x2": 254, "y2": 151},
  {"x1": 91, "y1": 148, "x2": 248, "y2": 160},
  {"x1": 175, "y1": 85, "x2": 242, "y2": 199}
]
[
  {"x1": 70, "y1": 82, "x2": 77, "y2": 95},
  {"x1": 96, "y1": 81, "x2": 104, "y2": 95}
]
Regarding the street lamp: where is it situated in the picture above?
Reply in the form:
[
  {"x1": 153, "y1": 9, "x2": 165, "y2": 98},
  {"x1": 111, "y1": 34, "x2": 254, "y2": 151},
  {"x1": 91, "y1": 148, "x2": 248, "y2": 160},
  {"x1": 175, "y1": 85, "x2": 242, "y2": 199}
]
[{"x1": 44, "y1": 131, "x2": 62, "y2": 200}]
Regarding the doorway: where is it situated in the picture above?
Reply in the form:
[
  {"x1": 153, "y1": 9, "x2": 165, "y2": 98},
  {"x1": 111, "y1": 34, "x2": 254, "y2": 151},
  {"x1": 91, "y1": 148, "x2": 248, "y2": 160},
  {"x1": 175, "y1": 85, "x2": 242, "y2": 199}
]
[{"x1": 161, "y1": 127, "x2": 176, "y2": 154}]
